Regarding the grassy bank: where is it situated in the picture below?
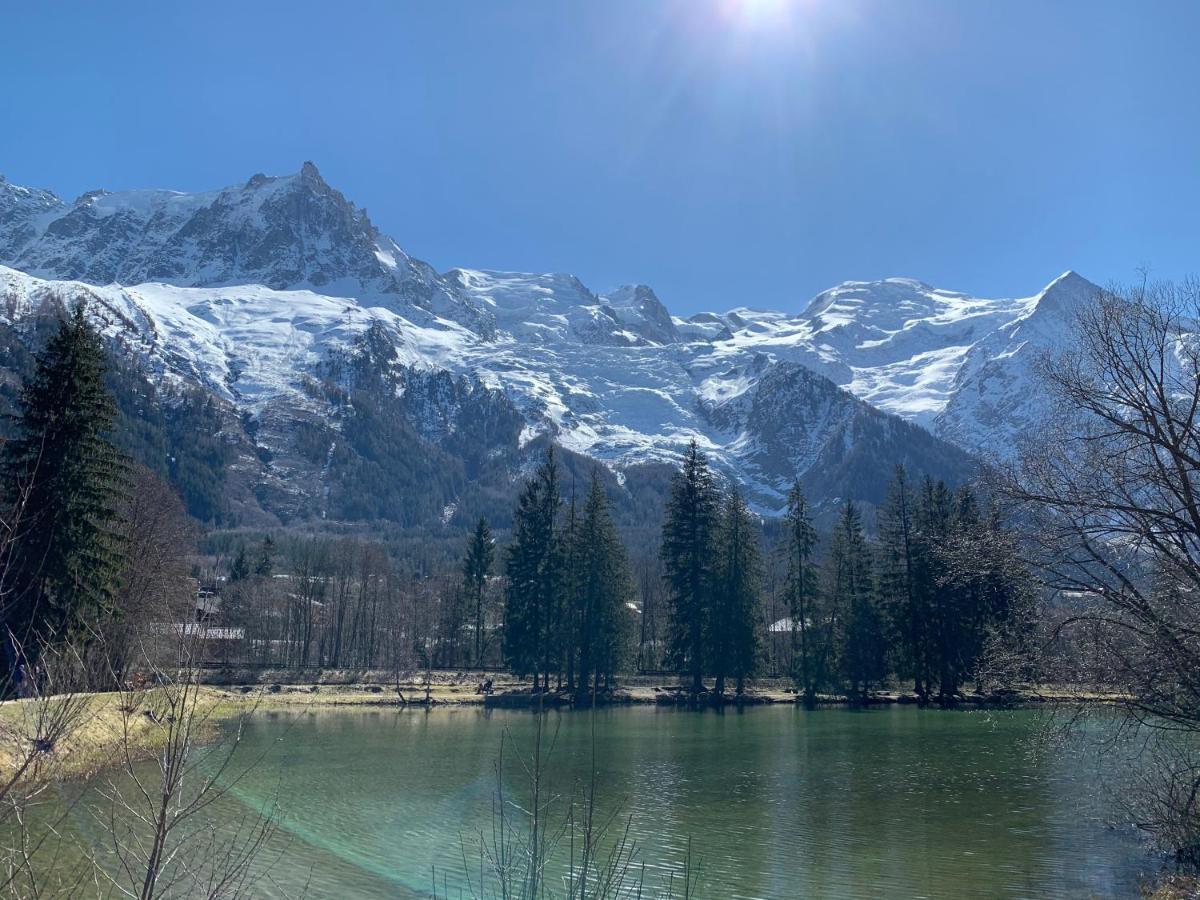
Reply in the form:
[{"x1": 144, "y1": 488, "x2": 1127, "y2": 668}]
[
  {"x1": 0, "y1": 675, "x2": 512, "y2": 785},
  {"x1": 0, "y1": 687, "x2": 233, "y2": 784},
  {"x1": 197, "y1": 668, "x2": 1128, "y2": 708}
]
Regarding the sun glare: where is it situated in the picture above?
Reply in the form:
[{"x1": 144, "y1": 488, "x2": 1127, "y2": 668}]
[{"x1": 718, "y1": 0, "x2": 801, "y2": 30}]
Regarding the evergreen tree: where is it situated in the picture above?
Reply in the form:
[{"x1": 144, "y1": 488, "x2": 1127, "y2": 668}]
[
  {"x1": 710, "y1": 488, "x2": 761, "y2": 697},
  {"x1": 876, "y1": 471, "x2": 1028, "y2": 704},
  {"x1": 229, "y1": 545, "x2": 251, "y2": 583},
  {"x1": 503, "y1": 447, "x2": 562, "y2": 690},
  {"x1": 782, "y1": 480, "x2": 821, "y2": 707},
  {"x1": 462, "y1": 516, "x2": 495, "y2": 667},
  {"x1": 254, "y1": 535, "x2": 276, "y2": 578},
  {"x1": 660, "y1": 440, "x2": 719, "y2": 695},
  {"x1": 560, "y1": 489, "x2": 582, "y2": 691},
  {"x1": 571, "y1": 470, "x2": 632, "y2": 701},
  {"x1": 878, "y1": 466, "x2": 929, "y2": 699},
  {"x1": 0, "y1": 304, "x2": 127, "y2": 675},
  {"x1": 926, "y1": 484, "x2": 1016, "y2": 702},
  {"x1": 945, "y1": 485, "x2": 982, "y2": 692},
  {"x1": 827, "y1": 501, "x2": 885, "y2": 700},
  {"x1": 941, "y1": 495, "x2": 1035, "y2": 691},
  {"x1": 916, "y1": 477, "x2": 957, "y2": 700}
]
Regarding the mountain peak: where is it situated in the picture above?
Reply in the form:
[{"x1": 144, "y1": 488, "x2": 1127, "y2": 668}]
[
  {"x1": 299, "y1": 160, "x2": 324, "y2": 183},
  {"x1": 798, "y1": 276, "x2": 983, "y2": 334},
  {"x1": 605, "y1": 283, "x2": 658, "y2": 306},
  {"x1": 1026, "y1": 270, "x2": 1099, "y2": 320},
  {"x1": 238, "y1": 162, "x2": 331, "y2": 196},
  {"x1": 1046, "y1": 269, "x2": 1091, "y2": 291},
  {"x1": 0, "y1": 167, "x2": 498, "y2": 332},
  {"x1": 73, "y1": 188, "x2": 110, "y2": 206},
  {"x1": 603, "y1": 283, "x2": 679, "y2": 344}
]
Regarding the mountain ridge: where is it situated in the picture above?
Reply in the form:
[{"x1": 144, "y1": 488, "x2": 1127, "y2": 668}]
[{"x1": 0, "y1": 164, "x2": 1103, "y2": 526}]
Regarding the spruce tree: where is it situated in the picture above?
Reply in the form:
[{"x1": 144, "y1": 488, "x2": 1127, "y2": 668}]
[
  {"x1": 827, "y1": 501, "x2": 885, "y2": 700},
  {"x1": 660, "y1": 440, "x2": 718, "y2": 696},
  {"x1": 462, "y1": 516, "x2": 495, "y2": 668},
  {"x1": 941, "y1": 494, "x2": 1034, "y2": 693},
  {"x1": 931, "y1": 484, "x2": 1006, "y2": 702},
  {"x1": 572, "y1": 470, "x2": 632, "y2": 701},
  {"x1": 1, "y1": 304, "x2": 127, "y2": 675},
  {"x1": 878, "y1": 466, "x2": 927, "y2": 699},
  {"x1": 561, "y1": 490, "x2": 582, "y2": 692},
  {"x1": 503, "y1": 447, "x2": 562, "y2": 690},
  {"x1": 917, "y1": 477, "x2": 957, "y2": 701},
  {"x1": 710, "y1": 488, "x2": 761, "y2": 697},
  {"x1": 255, "y1": 535, "x2": 276, "y2": 578},
  {"x1": 229, "y1": 545, "x2": 251, "y2": 582},
  {"x1": 946, "y1": 485, "x2": 981, "y2": 692},
  {"x1": 782, "y1": 480, "x2": 821, "y2": 706}
]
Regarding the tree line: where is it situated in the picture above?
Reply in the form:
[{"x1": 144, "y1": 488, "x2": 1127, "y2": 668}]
[
  {"x1": 0, "y1": 303, "x2": 1027, "y2": 713},
  {"x1": 492, "y1": 434, "x2": 1029, "y2": 706},
  {"x1": 654, "y1": 440, "x2": 1028, "y2": 705},
  {"x1": 501, "y1": 450, "x2": 633, "y2": 702}
]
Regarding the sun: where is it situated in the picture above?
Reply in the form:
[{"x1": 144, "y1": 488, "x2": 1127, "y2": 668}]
[{"x1": 717, "y1": 0, "x2": 801, "y2": 30}]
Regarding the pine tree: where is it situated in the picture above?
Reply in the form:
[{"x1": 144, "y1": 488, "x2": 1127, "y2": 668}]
[
  {"x1": 941, "y1": 495, "x2": 1035, "y2": 692},
  {"x1": 254, "y1": 535, "x2": 276, "y2": 578},
  {"x1": 660, "y1": 440, "x2": 719, "y2": 696},
  {"x1": 917, "y1": 477, "x2": 957, "y2": 701},
  {"x1": 503, "y1": 447, "x2": 562, "y2": 690},
  {"x1": 827, "y1": 501, "x2": 885, "y2": 700},
  {"x1": 878, "y1": 466, "x2": 928, "y2": 699},
  {"x1": 462, "y1": 516, "x2": 495, "y2": 668},
  {"x1": 946, "y1": 485, "x2": 981, "y2": 692},
  {"x1": 229, "y1": 545, "x2": 251, "y2": 582},
  {"x1": 782, "y1": 480, "x2": 821, "y2": 706},
  {"x1": 0, "y1": 304, "x2": 127, "y2": 676},
  {"x1": 710, "y1": 488, "x2": 761, "y2": 697},
  {"x1": 561, "y1": 489, "x2": 581, "y2": 692},
  {"x1": 572, "y1": 470, "x2": 632, "y2": 702},
  {"x1": 930, "y1": 484, "x2": 1002, "y2": 702}
]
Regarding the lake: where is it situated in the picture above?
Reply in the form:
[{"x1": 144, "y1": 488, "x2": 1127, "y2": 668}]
[{"x1": 42, "y1": 704, "x2": 1152, "y2": 898}]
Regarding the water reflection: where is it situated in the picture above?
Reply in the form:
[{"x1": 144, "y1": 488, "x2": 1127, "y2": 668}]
[{"x1": 20, "y1": 706, "x2": 1147, "y2": 899}]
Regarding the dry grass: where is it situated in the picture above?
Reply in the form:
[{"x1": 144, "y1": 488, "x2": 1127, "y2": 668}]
[
  {"x1": 0, "y1": 687, "x2": 235, "y2": 784},
  {"x1": 1145, "y1": 874, "x2": 1200, "y2": 899},
  {"x1": 0, "y1": 679, "x2": 495, "y2": 785}
]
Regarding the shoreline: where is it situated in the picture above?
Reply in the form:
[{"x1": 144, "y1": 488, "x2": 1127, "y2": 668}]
[
  {"x1": 194, "y1": 668, "x2": 1128, "y2": 710},
  {"x1": 0, "y1": 672, "x2": 1124, "y2": 785}
]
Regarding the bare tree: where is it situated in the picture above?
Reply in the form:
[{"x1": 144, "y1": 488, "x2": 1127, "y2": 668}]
[
  {"x1": 443, "y1": 707, "x2": 700, "y2": 900},
  {"x1": 0, "y1": 640, "x2": 94, "y2": 899},
  {"x1": 105, "y1": 468, "x2": 198, "y2": 684},
  {"x1": 0, "y1": 447, "x2": 98, "y2": 897},
  {"x1": 90, "y1": 628, "x2": 283, "y2": 899},
  {"x1": 999, "y1": 275, "x2": 1200, "y2": 864}
]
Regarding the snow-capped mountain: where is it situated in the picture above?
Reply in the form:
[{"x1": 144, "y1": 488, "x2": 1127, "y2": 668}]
[
  {"x1": 0, "y1": 165, "x2": 1103, "y2": 525},
  {"x1": 0, "y1": 164, "x2": 492, "y2": 334},
  {"x1": 934, "y1": 271, "x2": 1099, "y2": 454}
]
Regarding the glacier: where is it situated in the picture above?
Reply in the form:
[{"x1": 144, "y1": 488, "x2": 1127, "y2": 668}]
[{"x1": 0, "y1": 164, "x2": 1114, "y2": 519}]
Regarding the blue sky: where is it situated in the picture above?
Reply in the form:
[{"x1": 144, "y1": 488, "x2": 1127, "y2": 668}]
[{"x1": 2, "y1": 0, "x2": 1198, "y2": 314}]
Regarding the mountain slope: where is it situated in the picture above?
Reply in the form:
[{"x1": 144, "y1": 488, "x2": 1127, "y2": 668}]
[
  {"x1": 0, "y1": 262, "x2": 977, "y2": 524},
  {"x1": 934, "y1": 271, "x2": 1096, "y2": 457},
  {"x1": 710, "y1": 361, "x2": 977, "y2": 508},
  {"x1": 0, "y1": 165, "x2": 1102, "y2": 526}
]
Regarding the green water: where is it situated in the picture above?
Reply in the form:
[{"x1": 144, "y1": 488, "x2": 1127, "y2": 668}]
[{"x1": 49, "y1": 705, "x2": 1151, "y2": 898}]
